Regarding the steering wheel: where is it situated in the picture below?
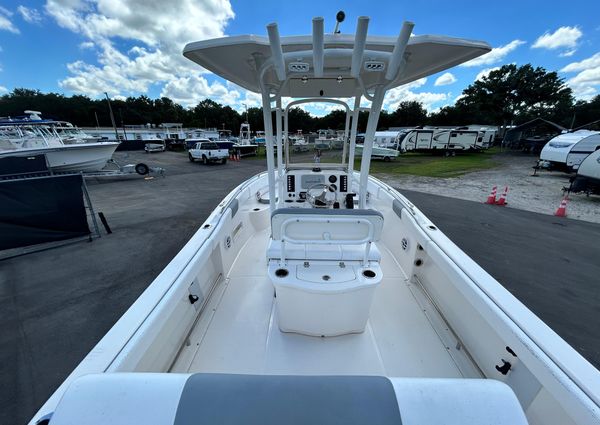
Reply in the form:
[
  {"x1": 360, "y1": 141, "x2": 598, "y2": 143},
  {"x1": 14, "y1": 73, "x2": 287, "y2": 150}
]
[{"x1": 306, "y1": 183, "x2": 337, "y2": 208}]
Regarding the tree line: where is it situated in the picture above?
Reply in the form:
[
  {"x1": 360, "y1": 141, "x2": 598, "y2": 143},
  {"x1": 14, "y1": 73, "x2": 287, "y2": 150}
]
[{"x1": 1, "y1": 64, "x2": 599, "y2": 134}]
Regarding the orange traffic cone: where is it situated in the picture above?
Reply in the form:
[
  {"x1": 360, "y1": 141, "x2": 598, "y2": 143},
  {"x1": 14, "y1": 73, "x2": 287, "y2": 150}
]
[
  {"x1": 485, "y1": 186, "x2": 497, "y2": 204},
  {"x1": 229, "y1": 151, "x2": 234, "y2": 161},
  {"x1": 554, "y1": 196, "x2": 568, "y2": 217},
  {"x1": 496, "y1": 186, "x2": 509, "y2": 206}
]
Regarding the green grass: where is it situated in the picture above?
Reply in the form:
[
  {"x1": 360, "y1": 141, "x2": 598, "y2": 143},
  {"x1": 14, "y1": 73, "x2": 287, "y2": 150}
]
[
  {"x1": 367, "y1": 147, "x2": 501, "y2": 178},
  {"x1": 244, "y1": 146, "x2": 502, "y2": 178}
]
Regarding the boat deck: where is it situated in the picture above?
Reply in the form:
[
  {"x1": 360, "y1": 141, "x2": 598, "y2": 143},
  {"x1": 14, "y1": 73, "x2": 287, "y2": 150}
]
[{"x1": 171, "y1": 230, "x2": 465, "y2": 378}]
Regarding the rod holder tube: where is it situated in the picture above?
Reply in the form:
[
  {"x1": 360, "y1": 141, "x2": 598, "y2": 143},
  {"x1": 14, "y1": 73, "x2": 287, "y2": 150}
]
[
  {"x1": 267, "y1": 23, "x2": 286, "y2": 81},
  {"x1": 351, "y1": 16, "x2": 369, "y2": 78},
  {"x1": 312, "y1": 17, "x2": 324, "y2": 78},
  {"x1": 385, "y1": 21, "x2": 414, "y2": 81}
]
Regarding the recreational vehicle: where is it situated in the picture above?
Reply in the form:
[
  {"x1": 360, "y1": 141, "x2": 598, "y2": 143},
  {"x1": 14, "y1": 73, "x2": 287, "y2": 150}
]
[
  {"x1": 401, "y1": 127, "x2": 487, "y2": 153},
  {"x1": 374, "y1": 131, "x2": 402, "y2": 149},
  {"x1": 539, "y1": 130, "x2": 600, "y2": 172},
  {"x1": 30, "y1": 14, "x2": 600, "y2": 425},
  {"x1": 569, "y1": 148, "x2": 600, "y2": 195}
]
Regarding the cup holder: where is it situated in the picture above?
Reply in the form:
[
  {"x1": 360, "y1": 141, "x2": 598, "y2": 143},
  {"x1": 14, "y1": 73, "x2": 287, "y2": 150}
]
[
  {"x1": 362, "y1": 269, "x2": 376, "y2": 279},
  {"x1": 275, "y1": 268, "x2": 289, "y2": 278}
]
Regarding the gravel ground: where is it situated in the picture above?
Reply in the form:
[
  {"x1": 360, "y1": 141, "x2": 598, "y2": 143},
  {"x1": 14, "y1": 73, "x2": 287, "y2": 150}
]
[{"x1": 378, "y1": 153, "x2": 600, "y2": 224}]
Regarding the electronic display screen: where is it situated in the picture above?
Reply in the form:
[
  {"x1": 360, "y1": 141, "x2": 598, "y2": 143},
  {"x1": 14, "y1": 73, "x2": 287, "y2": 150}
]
[{"x1": 300, "y1": 174, "x2": 325, "y2": 189}]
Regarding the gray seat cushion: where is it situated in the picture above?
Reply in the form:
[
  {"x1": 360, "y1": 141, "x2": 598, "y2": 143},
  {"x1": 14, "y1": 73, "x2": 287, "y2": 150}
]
[{"x1": 175, "y1": 374, "x2": 402, "y2": 425}]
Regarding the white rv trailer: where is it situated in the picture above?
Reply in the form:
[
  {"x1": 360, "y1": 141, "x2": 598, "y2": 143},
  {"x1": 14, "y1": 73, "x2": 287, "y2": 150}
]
[
  {"x1": 569, "y1": 148, "x2": 600, "y2": 195},
  {"x1": 30, "y1": 14, "x2": 600, "y2": 425},
  {"x1": 374, "y1": 130, "x2": 402, "y2": 149},
  {"x1": 539, "y1": 130, "x2": 600, "y2": 172},
  {"x1": 400, "y1": 127, "x2": 486, "y2": 152}
]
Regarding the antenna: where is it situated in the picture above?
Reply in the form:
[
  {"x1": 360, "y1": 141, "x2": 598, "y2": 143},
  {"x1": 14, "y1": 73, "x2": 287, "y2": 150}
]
[{"x1": 333, "y1": 10, "x2": 345, "y2": 33}]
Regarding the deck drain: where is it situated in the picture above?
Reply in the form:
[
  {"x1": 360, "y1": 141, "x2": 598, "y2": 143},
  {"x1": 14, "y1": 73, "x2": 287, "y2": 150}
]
[
  {"x1": 414, "y1": 259, "x2": 423, "y2": 267},
  {"x1": 275, "y1": 268, "x2": 289, "y2": 278},
  {"x1": 401, "y1": 238, "x2": 409, "y2": 250},
  {"x1": 253, "y1": 208, "x2": 260, "y2": 211},
  {"x1": 322, "y1": 275, "x2": 331, "y2": 281},
  {"x1": 362, "y1": 270, "x2": 376, "y2": 278}
]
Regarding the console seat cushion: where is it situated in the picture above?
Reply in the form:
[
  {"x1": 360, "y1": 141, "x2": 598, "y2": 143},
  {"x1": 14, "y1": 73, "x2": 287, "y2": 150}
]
[
  {"x1": 267, "y1": 239, "x2": 381, "y2": 262},
  {"x1": 271, "y1": 208, "x2": 384, "y2": 243}
]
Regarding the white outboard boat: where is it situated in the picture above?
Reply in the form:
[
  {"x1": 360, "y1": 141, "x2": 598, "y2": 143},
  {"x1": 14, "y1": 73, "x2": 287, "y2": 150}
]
[
  {"x1": 0, "y1": 111, "x2": 119, "y2": 172},
  {"x1": 30, "y1": 14, "x2": 600, "y2": 425}
]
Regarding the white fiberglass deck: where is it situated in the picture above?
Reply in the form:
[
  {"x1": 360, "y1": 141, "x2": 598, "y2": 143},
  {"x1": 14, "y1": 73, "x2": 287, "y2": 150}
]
[{"x1": 171, "y1": 229, "x2": 466, "y2": 378}]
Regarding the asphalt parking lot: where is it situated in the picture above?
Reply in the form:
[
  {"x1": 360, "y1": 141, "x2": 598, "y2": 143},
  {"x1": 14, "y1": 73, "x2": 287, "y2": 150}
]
[{"x1": 1, "y1": 151, "x2": 599, "y2": 425}]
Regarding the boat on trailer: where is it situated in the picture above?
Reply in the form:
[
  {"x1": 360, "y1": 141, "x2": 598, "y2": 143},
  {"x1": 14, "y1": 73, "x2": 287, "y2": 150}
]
[
  {"x1": 31, "y1": 14, "x2": 600, "y2": 425},
  {"x1": 0, "y1": 111, "x2": 119, "y2": 173}
]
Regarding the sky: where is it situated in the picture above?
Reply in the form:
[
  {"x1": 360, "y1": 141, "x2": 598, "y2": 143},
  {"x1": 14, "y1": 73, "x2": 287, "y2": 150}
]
[{"x1": 0, "y1": 0, "x2": 599, "y2": 116}]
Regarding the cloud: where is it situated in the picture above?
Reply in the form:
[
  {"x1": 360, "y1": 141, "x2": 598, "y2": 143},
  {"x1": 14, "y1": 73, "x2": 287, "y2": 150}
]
[
  {"x1": 45, "y1": 0, "x2": 236, "y2": 103},
  {"x1": 384, "y1": 78, "x2": 449, "y2": 112},
  {"x1": 79, "y1": 41, "x2": 94, "y2": 49},
  {"x1": 434, "y1": 72, "x2": 457, "y2": 86},
  {"x1": 160, "y1": 74, "x2": 244, "y2": 108},
  {"x1": 17, "y1": 5, "x2": 42, "y2": 24},
  {"x1": 559, "y1": 49, "x2": 577, "y2": 57},
  {"x1": 0, "y1": 7, "x2": 20, "y2": 33},
  {"x1": 532, "y1": 26, "x2": 582, "y2": 54},
  {"x1": 560, "y1": 52, "x2": 600, "y2": 72},
  {"x1": 561, "y1": 52, "x2": 600, "y2": 99},
  {"x1": 475, "y1": 67, "x2": 500, "y2": 81},
  {"x1": 460, "y1": 40, "x2": 525, "y2": 67},
  {"x1": 0, "y1": 85, "x2": 8, "y2": 94}
]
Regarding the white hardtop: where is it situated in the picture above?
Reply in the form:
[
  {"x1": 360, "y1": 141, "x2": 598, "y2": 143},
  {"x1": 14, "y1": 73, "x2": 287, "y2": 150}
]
[{"x1": 184, "y1": 33, "x2": 489, "y2": 97}]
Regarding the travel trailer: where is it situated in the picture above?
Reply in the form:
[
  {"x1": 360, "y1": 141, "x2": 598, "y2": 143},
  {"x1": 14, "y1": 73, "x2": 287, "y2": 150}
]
[
  {"x1": 400, "y1": 127, "x2": 489, "y2": 153},
  {"x1": 30, "y1": 14, "x2": 600, "y2": 425},
  {"x1": 374, "y1": 130, "x2": 402, "y2": 149},
  {"x1": 539, "y1": 130, "x2": 600, "y2": 172},
  {"x1": 569, "y1": 148, "x2": 600, "y2": 195}
]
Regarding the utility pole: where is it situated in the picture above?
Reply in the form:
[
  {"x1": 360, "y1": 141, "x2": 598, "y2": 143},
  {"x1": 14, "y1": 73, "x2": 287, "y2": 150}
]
[
  {"x1": 104, "y1": 92, "x2": 119, "y2": 141},
  {"x1": 94, "y1": 111, "x2": 100, "y2": 128}
]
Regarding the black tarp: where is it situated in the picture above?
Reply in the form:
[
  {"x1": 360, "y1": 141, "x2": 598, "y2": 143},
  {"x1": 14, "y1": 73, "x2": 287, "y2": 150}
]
[
  {"x1": 0, "y1": 174, "x2": 90, "y2": 250},
  {"x1": 115, "y1": 139, "x2": 145, "y2": 151},
  {"x1": 0, "y1": 154, "x2": 49, "y2": 177}
]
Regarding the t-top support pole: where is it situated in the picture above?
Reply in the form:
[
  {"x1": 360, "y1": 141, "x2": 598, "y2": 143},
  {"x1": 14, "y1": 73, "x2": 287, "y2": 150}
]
[
  {"x1": 283, "y1": 107, "x2": 290, "y2": 165},
  {"x1": 358, "y1": 85, "x2": 385, "y2": 208},
  {"x1": 275, "y1": 96, "x2": 284, "y2": 205},
  {"x1": 342, "y1": 109, "x2": 351, "y2": 164},
  {"x1": 347, "y1": 92, "x2": 362, "y2": 180},
  {"x1": 260, "y1": 85, "x2": 277, "y2": 213}
]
